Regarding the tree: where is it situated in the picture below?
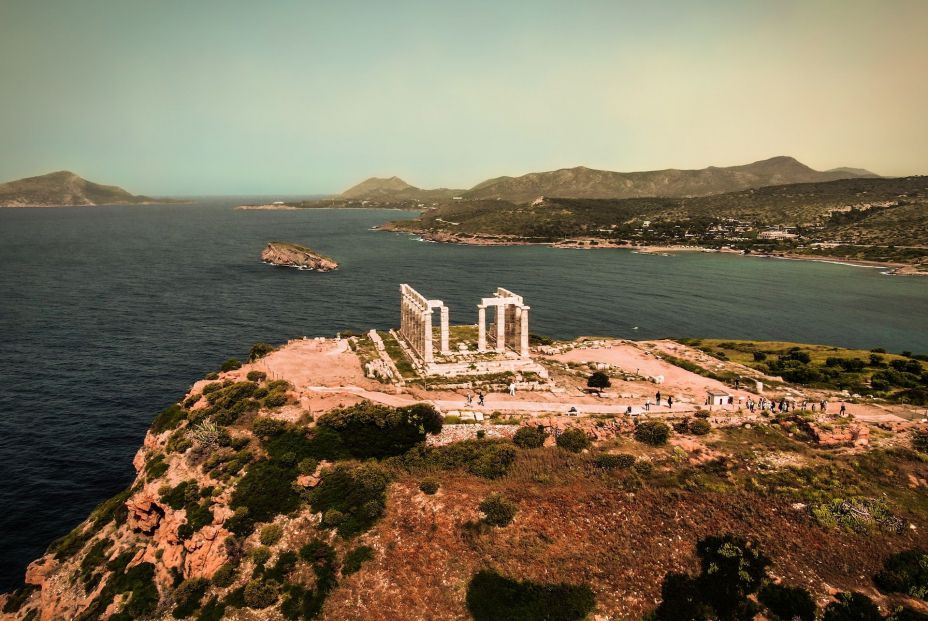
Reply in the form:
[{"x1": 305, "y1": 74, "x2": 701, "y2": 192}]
[
  {"x1": 249, "y1": 342, "x2": 276, "y2": 361},
  {"x1": 653, "y1": 572, "x2": 712, "y2": 621},
  {"x1": 587, "y1": 371, "x2": 611, "y2": 389},
  {"x1": 695, "y1": 534, "x2": 771, "y2": 619},
  {"x1": 513, "y1": 426, "x2": 547, "y2": 449},
  {"x1": 759, "y1": 583, "x2": 817, "y2": 621},
  {"x1": 556, "y1": 428, "x2": 591, "y2": 453}
]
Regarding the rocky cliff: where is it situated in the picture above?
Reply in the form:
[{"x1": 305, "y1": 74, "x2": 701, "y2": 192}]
[
  {"x1": 0, "y1": 171, "x2": 163, "y2": 207},
  {"x1": 261, "y1": 242, "x2": 338, "y2": 271}
]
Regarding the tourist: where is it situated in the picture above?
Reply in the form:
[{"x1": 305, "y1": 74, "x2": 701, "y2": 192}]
[
  {"x1": 478, "y1": 391, "x2": 485, "y2": 406},
  {"x1": 656, "y1": 391, "x2": 661, "y2": 406},
  {"x1": 840, "y1": 403, "x2": 847, "y2": 416},
  {"x1": 508, "y1": 382, "x2": 516, "y2": 396},
  {"x1": 820, "y1": 400, "x2": 827, "y2": 412},
  {"x1": 667, "y1": 396, "x2": 673, "y2": 409},
  {"x1": 465, "y1": 393, "x2": 473, "y2": 406},
  {"x1": 644, "y1": 401, "x2": 650, "y2": 412}
]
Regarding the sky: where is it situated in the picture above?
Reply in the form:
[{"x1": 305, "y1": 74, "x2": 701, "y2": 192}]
[{"x1": 1, "y1": 0, "x2": 926, "y2": 196}]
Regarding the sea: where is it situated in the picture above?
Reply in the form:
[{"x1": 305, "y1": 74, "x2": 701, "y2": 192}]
[{"x1": 1, "y1": 198, "x2": 927, "y2": 590}]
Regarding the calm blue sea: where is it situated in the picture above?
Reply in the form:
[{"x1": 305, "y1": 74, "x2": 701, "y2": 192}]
[{"x1": 1, "y1": 198, "x2": 927, "y2": 590}]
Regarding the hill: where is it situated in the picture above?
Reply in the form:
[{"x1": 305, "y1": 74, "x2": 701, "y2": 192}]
[
  {"x1": 386, "y1": 176, "x2": 928, "y2": 266},
  {"x1": 340, "y1": 176, "x2": 462, "y2": 202},
  {"x1": 342, "y1": 157, "x2": 879, "y2": 204},
  {"x1": 0, "y1": 171, "x2": 160, "y2": 207}
]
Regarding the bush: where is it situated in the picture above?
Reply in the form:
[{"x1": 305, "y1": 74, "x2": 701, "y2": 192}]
[
  {"x1": 220, "y1": 358, "x2": 242, "y2": 372},
  {"x1": 152, "y1": 404, "x2": 187, "y2": 434},
  {"x1": 259, "y1": 523, "x2": 284, "y2": 546},
  {"x1": 342, "y1": 545, "x2": 374, "y2": 576},
  {"x1": 913, "y1": 430, "x2": 928, "y2": 454},
  {"x1": 264, "y1": 390, "x2": 289, "y2": 408},
  {"x1": 228, "y1": 461, "x2": 301, "y2": 535},
  {"x1": 246, "y1": 370, "x2": 267, "y2": 382},
  {"x1": 689, "y1": 419, "x2": 712, "y2": 436},
  {"x1": 465, "y1": 570, "x2": 595, "y2": 621},
  {"x1": 317, "y1": 401, "x2": 443, "y2": 459},
  {"x1": 593, "y1": 453, "x2": 636, "y2": 470},
  {"x1": 419, "y1": 479, "x2": 440, "y2": 495},
  {"x1": 297, "y1": 457, "x2": 319, "y2": 475},
  {"x1": 513, "y1": 426, "x2": 547, "y2": 449},
  {"x1": 888, "y1": 607, "x2": 928, "y2": 621},
  {"x1": 635, "y1": 420, "x2": 670, "y2": 446},
  {"x1": 556, "y1": 428, "x2": 591, "y2": 453},
  {"x1": 252, "y1": 417, "x2": 287, "y2": 437},
  {"x1": 759, "y1": 583, "x2": 817, "y2": 621},
  {"x1": 249, "y1": 342, "x2": 276, "y2": 361},
  {"x1": 652, "y1": 572, "x2": 711, "y2": 620},
  {"x1": 211, "y1": 563, "x2": 236, "y2": 587},
  {"x1": 479, "y1": 494, "x2": 517, "y2": 527},
  {"x1": 310, "y1": 462, "x2": 390, "y2": 536},
  {"x1": 587, "y1": 371, "x2": 611, "y2": 389},
  {"x1": 172, "y1": 577, "x2": 209, "y2": 618},
  {"x1": 413, "y1": 439, "x2": 517, "y2": 479},
  {"x1": 874, "y1": 549, "x2": 928, "y2": 600},
  {"x1": 251, "y1": 546, "x2": 271, "y2": 566},
  {"x1": 242, "y1": 579, "x2": 279, "y2": 608},
  {"x1": 822, "y1": 592, "x2": 883, "y2": 621}
]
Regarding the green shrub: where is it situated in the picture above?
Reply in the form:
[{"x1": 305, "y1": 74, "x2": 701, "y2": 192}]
[
  {"x1": 317, "y1": 401, "x2": 442, "y2": 459},
  {"x1": 242, "y1": 579, "x2": 279, "y2": 608},
  {"x1": 145, "y1": 453, "x2": 169, "y2": 479},
  {"x1": 75, "y1": 556, "x2": 158, "y2": 621},
  {"x1": 228, "y1": 461, "x2": 301, "y2": 535},
  {"x1": 874, "y1": 549, "x2": 928, "y2": 600},
  {"x1": 249, "y1": 342, "x2": 276, "y2": 361},
  {"x1": 342, "y1": 545, "x2": 374, "y2": 576},
  {"x1": 635, "y1": 420, "x2": 670, "y2": 446},
  {"x1": 211, "y1": 563, "x2": 236, "y2": 587},
  {"x1": 465, "y1": 570, "x2": 595, "y2": 621},
  {"x1": 888, "y1": 607, "x2": 928, "y2": 621},
  {"x1": 689, "y1": 419, "x2": 712, "y2": 436},
  {"x1": 822, "y1": 592, "x2": 883, "y2": 621},
  {"x1": 652, "y1": 572, "x2": 711, "y2": 620},
  {"x1": 408, "y1": 439, "x2": 516, "y2": 479},
  {"x1": 556, "y1": 428, "x2": 591, "y2": 453},
  {"x1": 633, "y1": 460, "x2": 654, "y2": 476},
  {"x1": 246, "y1": 370, "x2": 267, "y2": 382},
  {"x1": 759, "y1": 583, "x2": 817, "y2": 621},
  {"x1": 259, "y1": 523, "x2": 284, "y2": 546},
  {"x1": 220, "y1": 358, "x2": 242, "y2": 372},
  {"x1": 694, "y1": 410, "x2": 710, "y2": 418},
  {"x1": 913, "y1": 430, "x2": 928, "y2": 454},
  {"x1": 587, "y1": 371, "x2": 611, "y2": 389},
  {"x1": 152, "y1": 404, "x2": 187, "y2": 434},
  {"x1": 264, "y1": 390, "x2": 289, "y2": 408},
  {"x1": 419, "y1": 479, "x2": 440, "y2": 494},
  {"x1": 479, "y1": 494, "x2": 517, "y2": 527},
  {"x1": 513, "y1": 426, "x2": 547, "y2": 449},
  {"x1": 594, "y1": 453, "x2": 635, "y2": 469},
  {"x1": 297, "y1": 457, "x2": 320, "y2": 475},
  {"x1": 251, "y1": 546, "x2": 271, "y2": 566},
  {"x1": 263, "y1": 551, "x2": 298, "y2": 582},
  {"x1": 172, "y1": 578, "x2": 209, "y2": 618},
  {"x1": 252, "y1": 417, "x2": 287, "y2": 437},
  {"x1": 204, "y1": 372, "x2": 219, "y2": 380},
  {"x1": 299, "y1": 539, "x2": 336, "y2": 566},
  {"x1": 310, "y1": 462, "x2": 390, "y2": 536},
  {"x1": 196, "y1": 597, "x2": 226, "y2": 621}
]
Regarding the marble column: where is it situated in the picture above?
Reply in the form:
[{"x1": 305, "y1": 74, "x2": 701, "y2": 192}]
[
  {"x1": 440, "y1": 306, "x2": 450, "y2": 355},
  {"x1": 520, "y1": 306, "x2": 530, "y2": 358},
  {"x1": 477, "y1": 306, "x2": 486, "y2": 352},
  {"x1": 496, "y1": 304, "x2": 506, "y2": 353},
  {"x1": 422, "y1": 309, "x2": 433, "y2": 363}
]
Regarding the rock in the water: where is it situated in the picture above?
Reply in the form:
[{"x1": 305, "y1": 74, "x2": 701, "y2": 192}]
[{"x1": 261, "y1": 241, "x2": 338, "y2": 271}]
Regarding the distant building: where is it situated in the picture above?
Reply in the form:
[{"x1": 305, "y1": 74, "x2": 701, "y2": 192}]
[
  {"x1": 757, "y1": 230, "x2": 798, "y2": 240},
  {"x1": 452, "y1": 196, "x2": 464, "y2": 201},
  {"x1": 707, "y1": 389, "x2": 731, "y2": 406}
]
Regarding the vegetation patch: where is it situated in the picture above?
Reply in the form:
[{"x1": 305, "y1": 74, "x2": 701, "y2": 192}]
[
  {"x1": 341, "y1": 545, "x2": 374, "y2": 576},
  {"x1": 400, "y1": 439, "x2": 517, "y2": 479},
  {"x1": 317, "y1": 401, "x2": 442, "y2": 459},
  {"x1": 310, "y1": 462, "x2": 390, "y2": 537},
  {"x1": 465, "y1": 570, "x2": 596, "y2": 621}
]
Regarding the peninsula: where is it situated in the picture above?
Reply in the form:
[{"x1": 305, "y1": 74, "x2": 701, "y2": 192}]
[
  {"x1": 0, "y1": 171, "x2": 176, "y2": 208},
  {"x1": 3, "y1": 285, "x2": 928, "y2": 620},
  {"x1": 261, "y1": 242, "x2": 338, "y2": 271}
]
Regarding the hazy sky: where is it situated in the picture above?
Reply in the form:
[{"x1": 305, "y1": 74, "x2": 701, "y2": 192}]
[{"x1": 1, "y1": 0, "x2": 926, "y2": 195}]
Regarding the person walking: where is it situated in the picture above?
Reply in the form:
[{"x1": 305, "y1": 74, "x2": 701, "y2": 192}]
[
  {"x1": 667, "y1": 395, "x2": 673, "y2": 409},
  {"x1": 655, "y1": 391, "x2": 661, "y2": 406},
  {"x1": 839, "y1": 403, "x2": 847, "y2": 416},
  {"x1": 465, "y1": 393, "x2": 473, "y2": 406},
  {"x1": 478, "y1": 391, "x2": 485, "y2": 407},
  {"x1": 508, "y1": 382, "x2": 516, "y2": 396}
]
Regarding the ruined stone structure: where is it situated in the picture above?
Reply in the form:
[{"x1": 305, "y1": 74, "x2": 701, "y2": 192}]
[
  {"x1": 478, "y1": 287, "x2": 530, "y2": 358},
  {"x1": 399, "y1": 284, "x2": 449, "y2": 364}
]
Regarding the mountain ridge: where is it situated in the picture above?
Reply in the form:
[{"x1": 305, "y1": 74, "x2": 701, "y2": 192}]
[{"x1": 341, "y1": 156, "x2": 880, "y2": 203}]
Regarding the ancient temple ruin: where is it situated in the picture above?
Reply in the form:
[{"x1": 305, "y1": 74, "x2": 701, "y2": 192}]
[{"x1": 396, "y1": 284, "x2": 543, "y2": 378}]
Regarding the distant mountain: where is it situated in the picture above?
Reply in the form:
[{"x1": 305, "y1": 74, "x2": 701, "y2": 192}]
[
  {"x1": 462, "y1": 156, "x2": 880, "y2": 203},
  {"x1": 0, "y1": 171, "x2": 159, "y2": 207},
  {"x1": 339, "y1": 176, "x2": 462, "y2": 202}
]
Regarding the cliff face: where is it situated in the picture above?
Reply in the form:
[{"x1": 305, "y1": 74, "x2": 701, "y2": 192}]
[{"x1": 261, "y1": 242, "x2": 338, "y2": 271}]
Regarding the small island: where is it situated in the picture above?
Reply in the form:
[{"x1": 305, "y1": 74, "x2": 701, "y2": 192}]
[{"x1": 261, "y1": 241, "x2": 338, "y2": 271}]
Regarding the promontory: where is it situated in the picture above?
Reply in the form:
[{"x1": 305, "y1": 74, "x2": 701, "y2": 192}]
[{"x1": 261, "y1": 242, "x2": 338, "y2": 271}]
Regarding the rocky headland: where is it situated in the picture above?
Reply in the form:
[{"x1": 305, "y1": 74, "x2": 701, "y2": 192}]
[
  {"x1": 2, "y1": 333, "x2": 928, "y2": 620},
  {"x1": 261, "y1": 242, "x2": 338, "y2": 271}
]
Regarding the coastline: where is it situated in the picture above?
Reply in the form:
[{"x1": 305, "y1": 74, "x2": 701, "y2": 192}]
[{"x1": 382, "y1": 227, "x2": 928, "y2": 276}]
